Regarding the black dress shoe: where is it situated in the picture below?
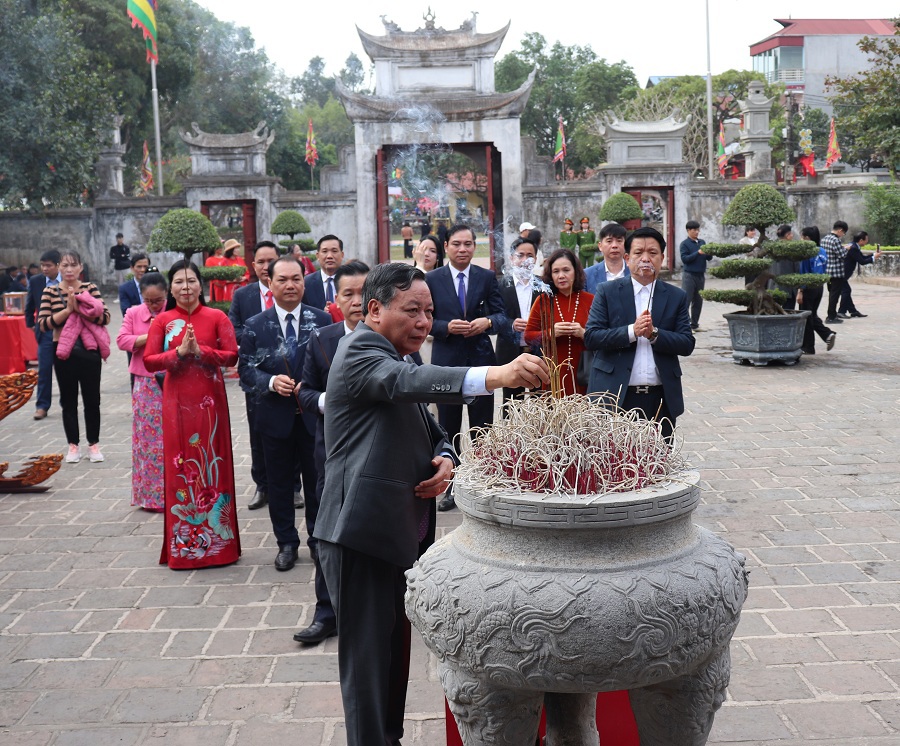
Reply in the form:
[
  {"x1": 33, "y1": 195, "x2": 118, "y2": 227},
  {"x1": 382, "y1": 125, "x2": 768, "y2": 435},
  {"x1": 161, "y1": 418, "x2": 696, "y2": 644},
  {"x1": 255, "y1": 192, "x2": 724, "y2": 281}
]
[
  {"x1": 437, "y1": 494, "x2": 456, "y2": 512},
  {"x1": 825, "y1": 317, "x2": 843, "y2": 324},
  {"x1": 274, "y1": 545, "x2": 299, "y2": 571},
  {"x1": 849, "y1": 312, "x2": 867, "y2": 318},
  {"x1": 293, "y1": 490, "x2": 304, "y2": 509},
  {"x1": 248, "y1": 489, "x2": 268, "y2": 510},
  {"x1": 836, "y1": 312, "x2": 851, "y2": 319},
  {"x1": 293, "y1": 620, "x2": 337, "y2": 645}
]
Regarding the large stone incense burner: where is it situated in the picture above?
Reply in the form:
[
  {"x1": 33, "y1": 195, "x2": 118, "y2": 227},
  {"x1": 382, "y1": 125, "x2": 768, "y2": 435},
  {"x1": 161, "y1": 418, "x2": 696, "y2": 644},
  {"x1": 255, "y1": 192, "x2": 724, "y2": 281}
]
[{"x1": 405, "y1": 395, "x2": 748, "y2": 745}]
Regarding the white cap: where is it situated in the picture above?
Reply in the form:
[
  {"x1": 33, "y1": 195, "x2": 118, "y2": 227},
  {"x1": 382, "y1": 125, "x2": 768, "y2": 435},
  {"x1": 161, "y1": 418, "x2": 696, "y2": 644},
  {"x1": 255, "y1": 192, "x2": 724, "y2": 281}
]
[{"x1": 519, "y1": 222, "x2": 537, "y2": 232}]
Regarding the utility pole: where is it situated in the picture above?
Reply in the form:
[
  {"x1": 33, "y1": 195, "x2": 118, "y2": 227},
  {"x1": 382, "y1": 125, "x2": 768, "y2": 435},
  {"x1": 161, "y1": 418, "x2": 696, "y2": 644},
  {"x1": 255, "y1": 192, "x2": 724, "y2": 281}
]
[{"x1": 705, "y1": 0, "x2": 715, "y2": 179}]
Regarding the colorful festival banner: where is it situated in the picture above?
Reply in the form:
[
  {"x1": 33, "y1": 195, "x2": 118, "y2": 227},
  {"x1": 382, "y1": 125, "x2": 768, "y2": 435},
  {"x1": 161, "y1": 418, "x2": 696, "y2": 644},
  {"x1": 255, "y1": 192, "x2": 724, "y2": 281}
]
[
  {"x1": 305, "y1": 120, "x2": 319, "y2": 167},
  {"x1": 127, "y1": 0, "x2": 158, "y2": 63},
  {"x1": 553, "y1": 116, "x2": 566, "y2": 163},
  {"x1": 825, "y1": 117, "x2": 841, "y2": 169},
  {"x1": 139, "y1": 140, "x2": 154, "y2": 194}
]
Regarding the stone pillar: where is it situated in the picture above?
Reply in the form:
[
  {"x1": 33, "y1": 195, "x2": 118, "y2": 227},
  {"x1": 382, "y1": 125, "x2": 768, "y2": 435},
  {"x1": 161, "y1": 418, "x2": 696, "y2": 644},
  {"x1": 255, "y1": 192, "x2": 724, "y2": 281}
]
[
  {"x1": 95, "y1": 116, "x2": 126, "y2": 197},
  {"x1": 738, "y1": 82, "x2": 775, "y2": 180}
]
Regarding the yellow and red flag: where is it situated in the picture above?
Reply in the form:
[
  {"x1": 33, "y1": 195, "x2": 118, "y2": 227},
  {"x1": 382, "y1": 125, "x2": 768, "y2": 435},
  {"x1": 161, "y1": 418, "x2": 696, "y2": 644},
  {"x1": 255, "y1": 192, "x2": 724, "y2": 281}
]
[
  {"x1": 825, "y1": 117, "x2": 841, "y2": 169},
  {"x1": 127, "y1": 0, "x2": 158, "y2": 64},
  {"x1": 139, "y1": 140, "x2": 154, "y2": 194},
  {"x1": 305, "y1": 120, "x2": 318, "y2": 167},
  {"x1": 553, "y1": 116, "x2": 566, "y2": 163}
]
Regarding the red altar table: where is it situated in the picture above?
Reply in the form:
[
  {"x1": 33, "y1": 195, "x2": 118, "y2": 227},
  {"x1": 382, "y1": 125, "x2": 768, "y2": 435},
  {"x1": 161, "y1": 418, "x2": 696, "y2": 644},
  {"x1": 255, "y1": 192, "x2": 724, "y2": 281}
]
[
  {"x1": 445, "y1": 691, "x2": 640, "y2": 745},
  {"x1": 0, "y1": 316, "x2": 38, "y2": 374}
]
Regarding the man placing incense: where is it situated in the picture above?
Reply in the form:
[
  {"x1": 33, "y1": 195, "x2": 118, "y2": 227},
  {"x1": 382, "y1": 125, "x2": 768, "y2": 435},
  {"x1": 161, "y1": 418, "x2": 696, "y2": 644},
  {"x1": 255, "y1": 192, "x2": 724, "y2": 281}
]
[{"x1": 584, "y1": 226, "x2": 694, "y2": 440}]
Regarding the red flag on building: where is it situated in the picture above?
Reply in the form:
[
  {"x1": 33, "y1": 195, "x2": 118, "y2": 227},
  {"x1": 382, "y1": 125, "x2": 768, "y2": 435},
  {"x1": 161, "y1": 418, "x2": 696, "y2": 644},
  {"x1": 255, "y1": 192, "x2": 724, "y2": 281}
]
[
  {"x1": 305, "y1": 119, "x2": 318, "y2": 167},
  {"x1": 139, "y1": 140, "x2": 154, "y2": 194},
  {"x1": 825, "y1": 117, "x2": 841, "y2": 169}
]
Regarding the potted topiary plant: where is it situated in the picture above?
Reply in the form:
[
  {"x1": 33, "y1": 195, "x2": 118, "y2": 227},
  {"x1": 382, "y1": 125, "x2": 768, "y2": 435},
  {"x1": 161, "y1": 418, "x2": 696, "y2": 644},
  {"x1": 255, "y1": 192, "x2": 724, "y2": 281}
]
[
  {"x1": 699, "y1": 183, "x2": 823, "y2": 366},
  {"x1": 599, "y1": 192, "x2": 643, "y2": 226},
  {"x1": 271, "y1": 209, "x2": 311, "y2": 253},
  {"x1": 146, "y1": 209, "x2": 243, "y2": 311}
]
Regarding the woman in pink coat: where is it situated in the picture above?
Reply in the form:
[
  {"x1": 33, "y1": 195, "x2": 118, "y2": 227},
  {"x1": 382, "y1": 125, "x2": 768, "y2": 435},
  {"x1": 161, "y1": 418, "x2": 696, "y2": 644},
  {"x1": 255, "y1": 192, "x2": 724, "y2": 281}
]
[{"x1": 116, "y1": 272, "x2": 168, "y2": 511}]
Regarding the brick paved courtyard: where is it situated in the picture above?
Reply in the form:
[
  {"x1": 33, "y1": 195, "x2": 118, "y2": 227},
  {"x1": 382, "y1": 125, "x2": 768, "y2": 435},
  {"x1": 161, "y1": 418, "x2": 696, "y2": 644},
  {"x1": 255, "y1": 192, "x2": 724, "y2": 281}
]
[{"x1": 2, "y1": 277, "x2": 899, "y2": 745}]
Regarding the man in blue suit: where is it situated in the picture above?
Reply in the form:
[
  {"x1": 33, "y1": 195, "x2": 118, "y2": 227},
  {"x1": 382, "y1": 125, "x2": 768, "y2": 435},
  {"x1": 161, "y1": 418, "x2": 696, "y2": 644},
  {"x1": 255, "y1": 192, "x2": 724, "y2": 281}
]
[
  {"x1": 584, "y1": 226, "x2": 695, "y2": 441},
  {"x1": 583, "y1": 223, "x2": 630, "y2": 294},
  {"x1": 239, "y1": 256, "x2": 332, "y2": 571},
  {"x1": 302, "y1": 235, "x2": 345, "y2": 311},
  {"x1": 229, "y1": 241, "x2": 280, "y2": 510},
  {"x1": 425, "y1": 224, "x2": 507, "y2": 511},
  {"x1": 118, "y1": 253, "x2": 149, "y2": 315},
  {"x1": 25, "y1": 250, "x2": 60, "y2": 420}
]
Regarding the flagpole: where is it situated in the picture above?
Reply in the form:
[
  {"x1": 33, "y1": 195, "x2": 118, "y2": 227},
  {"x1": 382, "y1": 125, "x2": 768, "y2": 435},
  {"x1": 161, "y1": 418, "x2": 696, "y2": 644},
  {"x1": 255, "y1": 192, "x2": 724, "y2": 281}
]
[
  {"x1": 150, "y1": 60, "x2": 164, "y2": 197},
  {"x1": 705, "y1": 0, "x2": 715, "y2": 180}
]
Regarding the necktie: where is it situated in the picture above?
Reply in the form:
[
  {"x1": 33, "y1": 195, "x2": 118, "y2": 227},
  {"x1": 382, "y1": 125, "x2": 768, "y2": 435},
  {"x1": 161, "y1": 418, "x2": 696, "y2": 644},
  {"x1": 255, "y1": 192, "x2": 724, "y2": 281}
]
[
  {"x1": 326, "y1": 277, "x2": 334, "y2": 304},
  {"x1": 457, "y1": 272, "x2": 466, "y2": 315},
  {"x1": 284, "y1": 313, "x2": 297, "y2": 367},
  {"x1": 265, "y1": 290, "x2": 274, "y2": 309}
]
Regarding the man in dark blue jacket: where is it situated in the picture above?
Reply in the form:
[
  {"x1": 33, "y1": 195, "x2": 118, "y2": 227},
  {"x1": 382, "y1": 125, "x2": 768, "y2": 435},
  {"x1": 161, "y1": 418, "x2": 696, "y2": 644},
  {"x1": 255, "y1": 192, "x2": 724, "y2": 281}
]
[
  {"x1": 839, "y1": 230, "x2": 881, "y2": 317},
  {"x1": 25, "y1": 250, "x2": 60, "y2": 419},
  {"x1": 679, "y1": 220, "x2": 711, "y2": 330}
]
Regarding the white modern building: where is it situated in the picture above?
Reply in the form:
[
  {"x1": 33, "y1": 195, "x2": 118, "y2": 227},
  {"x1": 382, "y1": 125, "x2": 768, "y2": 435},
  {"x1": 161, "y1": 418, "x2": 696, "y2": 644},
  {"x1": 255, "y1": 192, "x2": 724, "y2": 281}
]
[{"x1": 750, "y1": 18, "x2": 895, "y2": 113}]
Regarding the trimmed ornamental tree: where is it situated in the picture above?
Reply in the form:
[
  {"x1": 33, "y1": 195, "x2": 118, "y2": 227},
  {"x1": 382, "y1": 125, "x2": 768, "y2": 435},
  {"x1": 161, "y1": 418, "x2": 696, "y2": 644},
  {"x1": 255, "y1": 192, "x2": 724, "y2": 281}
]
[
  {"x1": 146, "y1": 209, "x2": 243, "y2": 300},
  {"x1": 699, "y1": 184, "x2": 824, "y2": 314},
  {"x1": 599, "y1": 192, "x2": 643, "y2": 224},
  {"x1": 271, "y1": 209, "x2": 311, "y2": 251}
]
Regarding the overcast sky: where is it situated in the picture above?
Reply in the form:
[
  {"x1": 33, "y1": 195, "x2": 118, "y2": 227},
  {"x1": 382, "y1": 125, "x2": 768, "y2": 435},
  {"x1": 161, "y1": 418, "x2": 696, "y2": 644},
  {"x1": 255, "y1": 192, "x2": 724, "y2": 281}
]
[{"x1": 191, "y1": 1, "x2": 897, "y2": 86}]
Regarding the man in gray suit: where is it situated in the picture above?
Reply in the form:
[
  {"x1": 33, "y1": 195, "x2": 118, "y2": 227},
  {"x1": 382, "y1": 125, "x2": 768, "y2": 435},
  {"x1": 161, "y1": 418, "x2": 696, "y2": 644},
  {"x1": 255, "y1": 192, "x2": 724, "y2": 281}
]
[{"x1": 315, "y1": 263, "x2": 548, "y2": 746}]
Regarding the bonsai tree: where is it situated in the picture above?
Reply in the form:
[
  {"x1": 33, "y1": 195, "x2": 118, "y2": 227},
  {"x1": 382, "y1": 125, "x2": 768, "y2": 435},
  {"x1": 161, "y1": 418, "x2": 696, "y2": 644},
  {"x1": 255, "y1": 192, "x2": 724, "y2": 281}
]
[
  {"x1": 146, "y1": 208, "x2": 221, "y2": 263},
  {"x1": 146, "y1": 209, "x2": 243, "y2": 302},
  {"x1": 599, "y1": 192, "x2": 643, "y2": 224},
  {"x1": 699, "y1": 184, "x2": 824, "y2": 314},
  {"x1": 271, "y1": 209, "x2": 311, "y2": 252}
]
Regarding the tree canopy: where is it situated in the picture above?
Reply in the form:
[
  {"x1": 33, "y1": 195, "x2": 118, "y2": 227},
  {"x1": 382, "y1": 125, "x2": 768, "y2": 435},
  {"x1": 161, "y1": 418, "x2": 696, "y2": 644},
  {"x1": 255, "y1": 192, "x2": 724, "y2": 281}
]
[
  {"x1": 617, "y1": 72, "x2": 784, "y2": 177},
  {"x1": 827, "y1": 19, "x2": 900, "y2": 178},
  {"x1": 495, "y1": 33, "x2": 638, "y2": 175}
]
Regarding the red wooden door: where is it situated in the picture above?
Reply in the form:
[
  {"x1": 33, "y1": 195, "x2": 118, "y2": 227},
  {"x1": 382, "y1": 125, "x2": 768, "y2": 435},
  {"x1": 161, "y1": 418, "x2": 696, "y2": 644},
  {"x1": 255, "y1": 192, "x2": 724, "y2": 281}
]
[{"x1": 376, "y1": 148, "x2": 390, "y2": 264}]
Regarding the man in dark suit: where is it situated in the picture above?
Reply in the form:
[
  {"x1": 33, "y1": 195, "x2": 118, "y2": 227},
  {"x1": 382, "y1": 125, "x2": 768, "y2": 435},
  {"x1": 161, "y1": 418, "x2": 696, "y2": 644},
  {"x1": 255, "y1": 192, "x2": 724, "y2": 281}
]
[
  {"x1": 583, "y1": 222, "x2": 630, "y2": 294},
  {"x1": 229, "y1": 241, "x2": 280, "y2": 510},
  {"x1": 584, "y1": 226, "x2": 695, "y2": 441},
  {"x1": 302, "y1": 234, "x2": 344, "y2": 311},
  {"x1": 496, "y1": 237, "x2": 540, "y2": 406},
  {"x1": 25, "y1": 250, "x2": 60, "y2": 420},
  {"x1": 425, "y1": 224, "x2": 508, "y2": 511},
  {"x1": 118, "y1": 253, "x2": 149, "y2": 315},
  {"x1": 239, "y1": 256, "x2": 332, "y2": 571},
  {"x1": 292, "y1": 261, "x2": 369, "y2": 645},
  {"x1": 314, "y1": 262, "x2": 549, "y2": 746}
]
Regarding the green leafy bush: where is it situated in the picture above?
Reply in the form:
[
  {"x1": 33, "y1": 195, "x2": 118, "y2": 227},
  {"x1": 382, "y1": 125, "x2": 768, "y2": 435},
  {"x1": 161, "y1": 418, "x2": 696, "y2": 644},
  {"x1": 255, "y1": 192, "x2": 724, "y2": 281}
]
[
  {"x1": 775, "y1": 273, "x2": 830, "y2": 289},
  {"x1": 146, "y1": 209, "x2": 220, "y2": 260},
  {"x1": 709, "y1": 259, "x2": 772, "y2": 280},
  {"x1": 199, "y1": 266, "x2": 246, "y2": 282},
  {"x1": 700, "y1": 288, "x2": 788, "y2": 306},
  {"x1": 864, "y1": 183, "x2": 900, "y2": 245},
  {"x1": 271, "y1": 210, "x2": 311, "y2": 239},
  {"x1": 278, "y1": 238, "x2": 317, "y2": 253},
  {"x1": 599, "y1": 192, "x2": 642, "y2": 223},
  {"x1": 206, "y1": 300, "x2": 232, "y2": 313},
  {"x1": 722, "y1": 183, "x2": 794, "y2": 230},
  {"x1": 763, "y1": 240, "x2": 820, "y2": 262},
  {"x1": 702, "y1": 243, "x2": 755, "y2": 258}
]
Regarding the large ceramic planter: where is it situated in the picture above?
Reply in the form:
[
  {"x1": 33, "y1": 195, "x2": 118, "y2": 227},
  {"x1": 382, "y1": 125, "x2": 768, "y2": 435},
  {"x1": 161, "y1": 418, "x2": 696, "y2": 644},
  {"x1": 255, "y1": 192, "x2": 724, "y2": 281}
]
[
  {"x1": 723, "y1": 310, "x2": 810, "y2": 366},
  {"x1": 405, "y1": 471, "x2": 748, "y2": 746}
]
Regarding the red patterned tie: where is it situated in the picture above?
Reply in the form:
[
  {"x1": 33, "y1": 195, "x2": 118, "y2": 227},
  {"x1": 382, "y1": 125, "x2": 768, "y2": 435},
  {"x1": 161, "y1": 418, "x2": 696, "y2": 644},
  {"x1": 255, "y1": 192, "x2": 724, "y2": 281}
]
[{"x1": 265, "y1": 290, "x2": 274, "y2": 309}]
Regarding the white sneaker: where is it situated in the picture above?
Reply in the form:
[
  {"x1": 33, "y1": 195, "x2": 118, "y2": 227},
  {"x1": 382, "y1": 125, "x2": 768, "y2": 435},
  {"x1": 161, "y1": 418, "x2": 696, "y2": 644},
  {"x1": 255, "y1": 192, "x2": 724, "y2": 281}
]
[
  {"x1": 66, "y1": 444, "x2": 82, "y2": 463},
  {"x1": 88, "y1": 444, "x2": 104, "y2": 463}
]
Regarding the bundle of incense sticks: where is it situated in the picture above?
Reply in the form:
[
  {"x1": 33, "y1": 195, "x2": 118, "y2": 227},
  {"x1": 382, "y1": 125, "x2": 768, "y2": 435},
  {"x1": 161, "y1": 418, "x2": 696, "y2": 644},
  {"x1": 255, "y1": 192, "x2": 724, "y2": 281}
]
[{"x1": 538, "y1": 293, "x2": 564, "y2": 398}]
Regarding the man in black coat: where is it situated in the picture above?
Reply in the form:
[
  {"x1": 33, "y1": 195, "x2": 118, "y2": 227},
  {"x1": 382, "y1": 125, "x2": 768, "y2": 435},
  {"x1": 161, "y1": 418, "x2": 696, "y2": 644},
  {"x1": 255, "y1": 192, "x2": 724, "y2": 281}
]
[
  {"x1": 424, "y1": 224, "x2": 507, "y2": 511},
  {"x1": 25, "y1": 250, "x2": 60, "y2": 419},
  {"x1": 839, "y1": 230, "x2": 881, "y2": 317},
  {"x1": 292, "y1": 261, "x2": 369, "y2": 645},
  {"x1": 238, "y1": 256, "x2": 331, "y2": 571}
]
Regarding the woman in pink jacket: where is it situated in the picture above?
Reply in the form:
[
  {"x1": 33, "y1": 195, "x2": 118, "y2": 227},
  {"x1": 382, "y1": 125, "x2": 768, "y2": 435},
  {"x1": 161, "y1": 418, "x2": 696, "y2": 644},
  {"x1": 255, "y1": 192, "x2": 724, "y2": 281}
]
[
  {"x1": 38, "y1": 250, "x2": 110, "y2": 464},
  {"x1": 116, "y1": 272, "x2": 167, "y2": 511}
]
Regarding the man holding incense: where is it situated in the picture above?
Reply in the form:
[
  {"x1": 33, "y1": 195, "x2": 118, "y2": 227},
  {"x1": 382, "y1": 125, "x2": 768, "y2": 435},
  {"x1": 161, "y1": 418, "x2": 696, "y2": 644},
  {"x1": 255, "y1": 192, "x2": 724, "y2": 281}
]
[{"x1": 584, "y1": 226, "x2": 694, "y2": 440}]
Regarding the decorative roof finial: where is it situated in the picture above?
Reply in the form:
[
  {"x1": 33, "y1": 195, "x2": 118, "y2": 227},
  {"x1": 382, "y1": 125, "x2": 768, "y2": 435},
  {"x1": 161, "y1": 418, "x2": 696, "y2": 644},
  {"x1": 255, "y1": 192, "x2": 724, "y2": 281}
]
[{"x1": 423, "y1": 7, "x2": 436, "y2": 30}]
